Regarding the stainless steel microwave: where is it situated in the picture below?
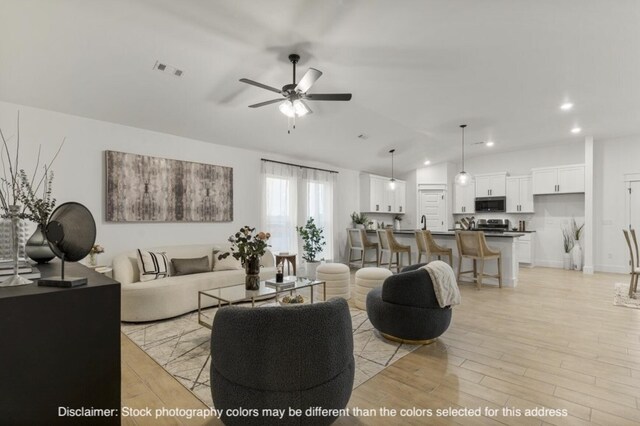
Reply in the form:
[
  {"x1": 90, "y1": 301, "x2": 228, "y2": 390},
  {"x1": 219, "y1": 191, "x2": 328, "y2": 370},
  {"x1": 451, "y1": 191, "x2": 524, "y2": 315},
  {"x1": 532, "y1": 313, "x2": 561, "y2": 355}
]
[{"x1": 475, "y1": 197, "x2": 506, "y2": 213}]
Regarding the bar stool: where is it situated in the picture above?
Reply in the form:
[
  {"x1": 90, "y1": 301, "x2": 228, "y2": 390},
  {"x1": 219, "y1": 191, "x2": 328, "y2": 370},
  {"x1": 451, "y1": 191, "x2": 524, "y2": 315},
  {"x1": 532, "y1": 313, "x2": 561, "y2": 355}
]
[
  {"x1": 623, "y1": 229, "x2": 639, "y2": 297},
  {"x1": 347, "y1": 229, "x2": 379, "y2": 268},
  {"x1": 455, "y1": 230, "x2": 502, "y2": 289},
  {"x1": 377, "y1": 229, "x2": 411, "y2": 273},
  {"x1": 416, "y1": 230, "x2": 453, "y2": 266}
]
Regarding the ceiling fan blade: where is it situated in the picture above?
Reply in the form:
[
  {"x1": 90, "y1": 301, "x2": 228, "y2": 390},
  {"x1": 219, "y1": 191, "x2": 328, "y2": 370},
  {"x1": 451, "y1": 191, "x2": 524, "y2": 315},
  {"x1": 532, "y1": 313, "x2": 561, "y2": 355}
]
[
  {"x1": 248, "y1": 99, "x2": 283, "y2": 108},
  {"x1": 239, "y1": 78, "x2": 282, "y2": 94},
  {"x1": 295, "y1": 68, "x2": 323, "y2": 93},
  {"x1": 305, "y1": 93, "x2": 352, "y2": 101}
]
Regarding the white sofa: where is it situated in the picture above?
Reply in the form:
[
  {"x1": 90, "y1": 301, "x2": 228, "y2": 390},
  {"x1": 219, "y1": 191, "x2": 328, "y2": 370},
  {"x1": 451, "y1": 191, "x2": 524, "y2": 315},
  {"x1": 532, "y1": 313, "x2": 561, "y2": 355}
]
[{"x1": 113, "y1": 244, "x2": 276, "y2": 322}]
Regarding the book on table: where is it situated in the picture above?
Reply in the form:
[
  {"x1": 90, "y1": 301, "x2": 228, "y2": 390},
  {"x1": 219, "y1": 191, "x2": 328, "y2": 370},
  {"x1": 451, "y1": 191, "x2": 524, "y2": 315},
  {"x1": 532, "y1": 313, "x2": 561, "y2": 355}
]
[{"x1": 265, "y1": 277, "x2": 297, "y2": 290}]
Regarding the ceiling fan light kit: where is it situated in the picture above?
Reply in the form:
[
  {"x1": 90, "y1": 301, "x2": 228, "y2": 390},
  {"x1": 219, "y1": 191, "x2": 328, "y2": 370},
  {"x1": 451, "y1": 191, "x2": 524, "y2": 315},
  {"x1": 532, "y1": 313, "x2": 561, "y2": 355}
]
[
  {"x1": 454, "y1": 124, "x2": 472, "y2": 186},
  {"x1": 240, "y1": 53, "x2": 352, "y2": 133}
]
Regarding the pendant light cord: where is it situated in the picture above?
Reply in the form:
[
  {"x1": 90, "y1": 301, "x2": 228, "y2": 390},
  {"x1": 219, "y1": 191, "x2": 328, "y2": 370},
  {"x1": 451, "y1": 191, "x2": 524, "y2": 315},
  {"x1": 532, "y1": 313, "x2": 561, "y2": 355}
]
[
  {"x1": 460, "y1": 124, "x2": 467, "y2": 171},
  {"x1": 389, "y1": 149, "x2": 396, "y2": 180}
]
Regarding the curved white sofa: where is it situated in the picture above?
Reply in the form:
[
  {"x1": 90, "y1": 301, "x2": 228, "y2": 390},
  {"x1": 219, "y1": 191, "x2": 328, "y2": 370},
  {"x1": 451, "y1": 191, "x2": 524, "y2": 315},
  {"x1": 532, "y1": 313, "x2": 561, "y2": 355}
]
[{"x1": 113, "y1": 244, "x2": 276, "y2": 322}]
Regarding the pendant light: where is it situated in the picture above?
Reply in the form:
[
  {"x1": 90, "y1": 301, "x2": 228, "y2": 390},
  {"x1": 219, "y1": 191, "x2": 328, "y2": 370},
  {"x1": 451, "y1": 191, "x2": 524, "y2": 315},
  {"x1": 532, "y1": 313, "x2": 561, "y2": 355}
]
[
  {"x1": 454, "y1": 124, "x2": 471, "y2": 186},
  {"x1": 389, "y1": 149, "x2": 396, "y2": 190}
]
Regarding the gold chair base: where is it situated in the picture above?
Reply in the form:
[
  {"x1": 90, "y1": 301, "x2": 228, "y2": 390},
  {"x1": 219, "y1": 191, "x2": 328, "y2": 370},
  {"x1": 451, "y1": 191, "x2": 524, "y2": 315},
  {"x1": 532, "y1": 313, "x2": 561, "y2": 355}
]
[{"x1": 380, "y1": 332, "x2": 436, "y2": 345}]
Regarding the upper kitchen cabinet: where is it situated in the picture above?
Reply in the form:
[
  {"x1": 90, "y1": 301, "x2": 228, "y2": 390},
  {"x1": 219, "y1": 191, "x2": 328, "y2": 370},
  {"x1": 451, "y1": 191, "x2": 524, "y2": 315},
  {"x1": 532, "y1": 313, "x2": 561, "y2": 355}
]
[
  {"x1": 360, "y1": 173, "x2": 406, "y2": 214},
  {"x1": 475, "y1": 172, "x2": 508, "y2": 197},
  {"x1": 532, "y1": 164, "x2": 585, "y2": 195},
  {"x1": 506, "y1": 176, "x2": 534, "y2": 213},
  {"x1": 454, "y1": 180, "x2": 476, "y2": 214}
]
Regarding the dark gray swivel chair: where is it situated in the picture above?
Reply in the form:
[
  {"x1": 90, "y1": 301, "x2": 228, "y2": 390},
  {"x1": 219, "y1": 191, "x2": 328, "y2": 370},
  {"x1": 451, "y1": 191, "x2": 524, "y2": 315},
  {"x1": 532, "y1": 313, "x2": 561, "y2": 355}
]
[
  {"x1": 366, "y1": 263, "x2": 452, "y2": 344},
  {"x1": 210, "y1": 298, "x2": 354, "y2": 426}
]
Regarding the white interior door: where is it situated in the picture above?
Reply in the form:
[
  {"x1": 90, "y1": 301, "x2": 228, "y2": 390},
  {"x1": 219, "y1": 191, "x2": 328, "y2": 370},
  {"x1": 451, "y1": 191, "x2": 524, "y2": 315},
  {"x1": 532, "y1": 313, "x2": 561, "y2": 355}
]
[
  {"x1": 419, "y1": 190, "x2": 447, "y2": 231},
  {"x1": 629, "y1": 181, "x2": 640, "y2": 230}
]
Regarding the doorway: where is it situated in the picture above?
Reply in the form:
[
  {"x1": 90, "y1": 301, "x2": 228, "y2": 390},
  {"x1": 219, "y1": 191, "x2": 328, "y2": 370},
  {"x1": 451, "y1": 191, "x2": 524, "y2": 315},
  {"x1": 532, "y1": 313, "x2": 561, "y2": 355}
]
[{"x1": 418, "y1": 190, "x2": 447, "y2": 231}]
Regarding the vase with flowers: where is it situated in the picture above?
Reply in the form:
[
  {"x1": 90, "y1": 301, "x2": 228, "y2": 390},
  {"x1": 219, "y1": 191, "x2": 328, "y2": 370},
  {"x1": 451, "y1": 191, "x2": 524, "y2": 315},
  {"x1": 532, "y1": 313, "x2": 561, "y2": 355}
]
[
  {"x1": 0, "y1": 112, "x2": 64, "y2": 286},
  {"x1": 88, "y1": 244, "x2": 104, "y2": 267},
  {"x1": 219, "y1": 226, "x2": 271, "y2": 290},
  {"x1": 20, "y1": 169, "x2": 56, "y2": 264}
]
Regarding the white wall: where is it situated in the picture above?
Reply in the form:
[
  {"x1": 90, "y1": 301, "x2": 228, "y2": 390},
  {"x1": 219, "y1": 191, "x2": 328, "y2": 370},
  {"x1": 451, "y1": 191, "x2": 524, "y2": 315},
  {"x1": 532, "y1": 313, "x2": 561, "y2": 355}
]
[
  {"x1": 0, "y1": 101, "x2": 360, "y2": 265},
  {"x1": 593, "y1": 135, "x2": 640, "y2": 273}
]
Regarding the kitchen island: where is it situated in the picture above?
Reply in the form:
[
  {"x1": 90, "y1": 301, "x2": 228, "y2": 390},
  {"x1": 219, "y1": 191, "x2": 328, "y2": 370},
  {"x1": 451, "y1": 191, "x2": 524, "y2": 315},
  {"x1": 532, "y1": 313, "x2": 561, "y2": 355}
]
[{"x1": 365, "y1": 229, "x2": 523, "y2": 287}]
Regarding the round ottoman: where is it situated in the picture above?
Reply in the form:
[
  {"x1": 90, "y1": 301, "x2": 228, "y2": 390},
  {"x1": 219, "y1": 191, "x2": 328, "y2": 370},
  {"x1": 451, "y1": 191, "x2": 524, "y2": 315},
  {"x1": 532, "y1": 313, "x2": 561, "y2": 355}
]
[
  {"x1": 314, "y1": 263, "x2": 351, "y2": 301},
  {"x1": 354, "y1": 267, "x2": 393, "y2": 310}
]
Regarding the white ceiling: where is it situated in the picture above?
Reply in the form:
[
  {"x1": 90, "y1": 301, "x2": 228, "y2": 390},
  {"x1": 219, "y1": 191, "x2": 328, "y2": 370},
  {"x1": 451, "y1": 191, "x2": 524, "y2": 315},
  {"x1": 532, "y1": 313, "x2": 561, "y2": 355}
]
[{"x1": 1, "y1": 0, "x2": 639, "y2": 175}]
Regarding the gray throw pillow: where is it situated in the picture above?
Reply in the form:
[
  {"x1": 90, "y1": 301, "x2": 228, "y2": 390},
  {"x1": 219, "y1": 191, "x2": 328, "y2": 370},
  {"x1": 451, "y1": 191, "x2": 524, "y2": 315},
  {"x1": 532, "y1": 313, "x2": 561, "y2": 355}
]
[{"x1": 171, "y1": 256, "x2": 210, "y2": 276}]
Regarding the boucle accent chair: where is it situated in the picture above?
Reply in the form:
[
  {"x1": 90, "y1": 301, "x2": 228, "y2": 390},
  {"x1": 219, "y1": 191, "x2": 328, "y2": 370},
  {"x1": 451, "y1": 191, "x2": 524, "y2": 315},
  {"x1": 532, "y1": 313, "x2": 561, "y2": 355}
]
[
  {"x1": 210, "y1": 298, "x2": 354, "y2": 426},
  {"x1": 366, "y1": 263, "x2": 452, "y2": 344}
]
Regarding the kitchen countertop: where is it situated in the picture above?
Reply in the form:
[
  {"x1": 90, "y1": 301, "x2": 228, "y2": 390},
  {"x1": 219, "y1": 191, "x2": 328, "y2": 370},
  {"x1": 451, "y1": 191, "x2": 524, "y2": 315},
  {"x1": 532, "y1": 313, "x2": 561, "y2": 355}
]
[{"x1": 365, "y1": 229, "x2": 524, "y2": 238}]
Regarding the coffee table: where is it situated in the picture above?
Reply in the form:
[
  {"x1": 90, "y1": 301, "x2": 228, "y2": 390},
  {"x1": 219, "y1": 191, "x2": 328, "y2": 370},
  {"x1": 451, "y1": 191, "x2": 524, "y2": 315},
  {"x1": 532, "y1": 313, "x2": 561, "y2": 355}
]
[{"x1": 198, "y1": 277, "x2": 326, "y2": 329}]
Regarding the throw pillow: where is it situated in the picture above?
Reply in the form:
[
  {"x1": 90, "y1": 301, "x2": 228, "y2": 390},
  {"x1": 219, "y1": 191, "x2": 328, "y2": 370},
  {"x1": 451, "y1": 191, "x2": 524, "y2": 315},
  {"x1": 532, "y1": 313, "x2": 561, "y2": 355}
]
[
  {"x1": 212, "y1": 250, "x2": 243, "y2": 271},
  {"x1": 137, "y1": 249, "x2": 170, "y2": 282},
  {"x1": 171, "y1": 256, "x2": 210, "y2": 276}
]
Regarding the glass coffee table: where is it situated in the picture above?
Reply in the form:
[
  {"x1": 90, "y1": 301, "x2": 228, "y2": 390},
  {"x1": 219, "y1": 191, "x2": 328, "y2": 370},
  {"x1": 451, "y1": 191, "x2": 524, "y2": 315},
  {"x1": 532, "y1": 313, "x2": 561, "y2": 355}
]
[{"x1": 198, "y1": 276, "x2": 326, "y2": 329}]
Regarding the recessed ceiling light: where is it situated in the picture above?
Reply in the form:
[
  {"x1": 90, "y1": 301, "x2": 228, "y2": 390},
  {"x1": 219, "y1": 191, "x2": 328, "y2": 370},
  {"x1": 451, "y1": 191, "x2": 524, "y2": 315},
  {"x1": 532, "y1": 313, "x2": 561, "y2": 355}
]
[
  {"x1": 423, "y1": 160, "x2": 431, "y2": 165},
  {"x1": 560, "y1": 102, "x2": 574, "y2": 111},
  {"x1": 486, "y1": 141, "x2": 495, "y2": 147},
  {"x1": 571, "y1": 126, "x2": 582, "y2": 134}
]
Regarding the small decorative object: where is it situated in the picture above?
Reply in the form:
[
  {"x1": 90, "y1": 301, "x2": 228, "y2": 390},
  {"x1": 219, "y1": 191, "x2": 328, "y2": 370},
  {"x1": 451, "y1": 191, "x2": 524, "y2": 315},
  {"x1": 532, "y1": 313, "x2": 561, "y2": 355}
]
[
  {"x1": 276, "y1": 261, "x2": 284, "y2": 283},
  {"x1": 0, "y1": 112, "x2": 64, "y2": 286},
  {"x1": 218, "y1": 226, "x2": 271, "y2": 290},
  {"x1": 562, "y1": 227, "x2": 574, "y2": 270},
  {"x1": 281, "y1": 294, "x2": 304, "y2": 304},
  {"x1": 88, "y1": 244, "x2": 104, "y2": 267},
  {"x1": 38, "y1": 202, "x2": 97, "y2": 288},
  {"x1": 350, "y1": 211, "x2": 368, "y2": 229},
  {"x1": 297, "y1": 217, "x2": 325, "y2": 280},
  {"x1": 571, "y1": 218, "x2": 584, "y2": 271},
  {"x1": 20, "y1": 169, "x2": 57, "y2": 264},
  {"x1": 393, "y1": 215, "x2": 402, "y2": 230}
]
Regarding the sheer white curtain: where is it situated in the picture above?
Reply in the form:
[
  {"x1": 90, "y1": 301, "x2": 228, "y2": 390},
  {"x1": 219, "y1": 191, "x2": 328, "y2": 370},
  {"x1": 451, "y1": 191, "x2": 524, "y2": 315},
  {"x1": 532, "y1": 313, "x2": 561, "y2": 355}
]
[{"x1": 261, "y1": 161, "x2": 337, "y2": 260}]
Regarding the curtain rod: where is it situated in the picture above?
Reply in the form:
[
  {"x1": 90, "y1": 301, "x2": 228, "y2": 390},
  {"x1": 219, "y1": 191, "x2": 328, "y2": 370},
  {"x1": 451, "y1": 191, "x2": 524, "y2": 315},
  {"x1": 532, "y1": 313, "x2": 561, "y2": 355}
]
[{"x1": 261, "y1": 158, "x2": 339, "y2": 174}]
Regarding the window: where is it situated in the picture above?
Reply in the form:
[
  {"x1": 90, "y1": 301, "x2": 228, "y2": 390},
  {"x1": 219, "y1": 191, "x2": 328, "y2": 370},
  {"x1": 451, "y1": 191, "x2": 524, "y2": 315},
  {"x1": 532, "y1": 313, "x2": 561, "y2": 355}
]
[{"x1": 262, "y1": 161, "x2": 336, "y2": 260}]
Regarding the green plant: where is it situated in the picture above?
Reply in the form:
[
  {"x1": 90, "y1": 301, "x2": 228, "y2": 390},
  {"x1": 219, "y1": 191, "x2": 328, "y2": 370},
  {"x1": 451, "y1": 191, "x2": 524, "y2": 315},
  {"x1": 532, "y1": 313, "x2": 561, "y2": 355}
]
[
  {"x1": 562, "y1": 227, "x2": 574, "y2": 254},
  {"x1": 218, "y1": 226, "x2": 271, "y2": 264},
  {"x1": 393, "y1": 215, "x2": 403, "y2": 222},
  {"x1": 18, "y1": 169, "x2": 55, "y2": 226},
  {"x1": 350, "y1": 211, "x2": 368, "y2": 225},
  {"x1": 571, "y1": 218, "x2": 584, "y2": 241},
  {"x1": 296, "y1": 217, "x2": 326, "y2": 262}
]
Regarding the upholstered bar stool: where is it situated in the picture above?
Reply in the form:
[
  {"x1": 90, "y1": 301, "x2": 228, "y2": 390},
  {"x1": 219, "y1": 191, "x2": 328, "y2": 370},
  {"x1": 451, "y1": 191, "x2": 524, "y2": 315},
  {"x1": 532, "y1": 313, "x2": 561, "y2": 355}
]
[
  {"x1": 416, "y1": 230, "x2": 453, "y2": 266},
  {"x1": 347, "y1": 229, "x2": 379, "y2": 268},
  {"x1": 354, "y1": 267, "x2": 393, "y2": 310},
  {"x1": 314, "y1": 262, "x2": 351, "y2": 301},
  {"x1": 377, "y1": 229, "x2": 411, "y2": 273},
  {"x1": 455, "y1": 231, "x2": 502, "y2": 289}
]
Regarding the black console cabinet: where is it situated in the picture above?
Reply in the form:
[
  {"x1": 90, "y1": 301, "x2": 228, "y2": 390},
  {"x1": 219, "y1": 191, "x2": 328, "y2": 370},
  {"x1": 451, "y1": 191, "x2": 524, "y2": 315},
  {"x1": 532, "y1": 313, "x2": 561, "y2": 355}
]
[{"x1": 0, "y1": 262, "x2": 121, "y2": 425}]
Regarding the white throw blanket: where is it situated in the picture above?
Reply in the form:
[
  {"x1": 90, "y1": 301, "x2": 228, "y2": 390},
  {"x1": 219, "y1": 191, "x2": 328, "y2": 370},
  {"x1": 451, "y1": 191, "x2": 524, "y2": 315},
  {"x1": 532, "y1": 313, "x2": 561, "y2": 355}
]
[{"x1": 421, "y1": 261, "x2": 461, "y2": 308}]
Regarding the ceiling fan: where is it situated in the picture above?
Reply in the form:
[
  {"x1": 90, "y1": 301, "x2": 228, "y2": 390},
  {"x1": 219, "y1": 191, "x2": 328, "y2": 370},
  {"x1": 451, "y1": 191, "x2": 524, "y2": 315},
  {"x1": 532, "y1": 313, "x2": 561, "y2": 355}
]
[{"x1": 240, "y1": 54, "x2": 352, "y2": 131}]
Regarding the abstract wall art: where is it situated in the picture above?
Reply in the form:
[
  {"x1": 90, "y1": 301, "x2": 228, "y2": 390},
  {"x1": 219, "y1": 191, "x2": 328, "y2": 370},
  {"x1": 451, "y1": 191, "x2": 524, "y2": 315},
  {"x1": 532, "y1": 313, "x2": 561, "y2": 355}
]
[{"x1": 105, "y1": 151, "x2": 233, "y2": 222}]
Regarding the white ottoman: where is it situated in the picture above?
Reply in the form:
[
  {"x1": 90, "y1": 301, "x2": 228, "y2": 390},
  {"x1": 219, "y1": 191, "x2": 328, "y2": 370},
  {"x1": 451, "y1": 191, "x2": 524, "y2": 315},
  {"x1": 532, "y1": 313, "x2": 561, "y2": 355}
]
[
  {"x1": 355, "y1": 267, "x2": 393, "y2": 310},
  {"x1": 314, "y1": 263, "x2": 351, "y2": 301}
]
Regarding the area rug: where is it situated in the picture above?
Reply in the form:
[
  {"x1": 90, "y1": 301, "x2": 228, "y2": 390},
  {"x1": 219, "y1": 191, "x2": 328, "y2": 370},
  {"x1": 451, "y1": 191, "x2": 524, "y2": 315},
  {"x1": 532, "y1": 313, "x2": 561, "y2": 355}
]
[
  {"x1": 121, "y1": 307, "x2": 421, "y2": 407},
  {"x1": 614, "y1": 282, "x2": 640, "y2": 308}
]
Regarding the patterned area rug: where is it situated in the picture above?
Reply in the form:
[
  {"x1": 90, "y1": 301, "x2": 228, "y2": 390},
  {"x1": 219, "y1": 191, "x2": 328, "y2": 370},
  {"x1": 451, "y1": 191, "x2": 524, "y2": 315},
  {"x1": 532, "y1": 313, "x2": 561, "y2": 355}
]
[
  {"x1": 614, "y1": 282, "x2": 640, "y2": 308},
  {"x1": 121, "y1": 306, "x2": 421, "y2": 407}
]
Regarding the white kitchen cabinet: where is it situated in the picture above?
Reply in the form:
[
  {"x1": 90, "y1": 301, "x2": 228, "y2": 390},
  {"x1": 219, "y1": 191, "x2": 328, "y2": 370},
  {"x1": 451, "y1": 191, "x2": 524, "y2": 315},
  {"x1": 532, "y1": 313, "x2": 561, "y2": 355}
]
[
  {"x1": 474, "y1": 172, "x2": 507, "y2": 197},
  {"x1": 506, "y1": 176, "x2": 534, "y2": 213},
  {"x1": 517, "y1": 233, "x2": 535, "y2": 266},
  {"x1": 454, "y1": 180, "x2": 476, "y2": 214},
  {"x1": 359, "y1": 174, "x2": 406, "y2": 214},
  {"x1": 532, "y1": 164, "x2": 585, "y2": 195}
]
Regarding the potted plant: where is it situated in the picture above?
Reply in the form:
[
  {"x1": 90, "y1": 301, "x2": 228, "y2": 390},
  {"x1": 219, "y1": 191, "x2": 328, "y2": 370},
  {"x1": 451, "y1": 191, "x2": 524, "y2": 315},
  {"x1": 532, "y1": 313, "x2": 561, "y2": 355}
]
[
  {"x1": 562, "y1": 227, "x2": 574, "y2": 270},
  {"x1": 350, "y1": 211, "x2": 368, "y2": 229},
  {"x1": 296, "y1": 217, "x2": 325, "y2": 280},
  {"x1": 571, "y1": 218, "x2": 584, "y2": 271},
  {"x1": 218, "y1": 226, "x2": 271, "y2": 290},
  {"x1": 393, "y1": 215, "x2": 403, "y2": 230},
  {"x1": 19, "y1": 169, "x2": 56, "y2": 263}
]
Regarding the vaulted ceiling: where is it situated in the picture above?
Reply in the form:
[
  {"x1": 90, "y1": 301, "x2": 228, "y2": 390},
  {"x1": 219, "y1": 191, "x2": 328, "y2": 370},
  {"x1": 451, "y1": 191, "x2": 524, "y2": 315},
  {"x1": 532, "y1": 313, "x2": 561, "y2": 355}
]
[{"x1": 1, "y1": 0, "x2": 639, "y2": 175}]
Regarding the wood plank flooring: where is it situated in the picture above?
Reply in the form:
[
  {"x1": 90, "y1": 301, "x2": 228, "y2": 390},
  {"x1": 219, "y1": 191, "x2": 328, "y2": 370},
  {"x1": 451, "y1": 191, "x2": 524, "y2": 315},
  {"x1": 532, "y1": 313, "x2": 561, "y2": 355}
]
[{"x1": 121, "y1": 267, "x2": 640, "y2": 425}]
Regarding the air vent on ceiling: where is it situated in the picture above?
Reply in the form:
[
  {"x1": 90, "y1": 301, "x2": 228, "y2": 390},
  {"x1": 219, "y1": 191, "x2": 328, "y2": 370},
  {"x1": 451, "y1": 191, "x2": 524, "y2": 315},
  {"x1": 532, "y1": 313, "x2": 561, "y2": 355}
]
[{"x1": 153, "y1": 60, "x2": 184, "y2": 77}]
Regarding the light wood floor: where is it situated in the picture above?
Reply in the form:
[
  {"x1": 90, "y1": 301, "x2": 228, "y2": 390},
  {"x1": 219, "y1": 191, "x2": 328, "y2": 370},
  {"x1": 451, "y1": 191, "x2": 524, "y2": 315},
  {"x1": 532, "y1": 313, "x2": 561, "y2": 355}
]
[{"x1": 121, "y1": 267, "x2": 640, "y2": 425}]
